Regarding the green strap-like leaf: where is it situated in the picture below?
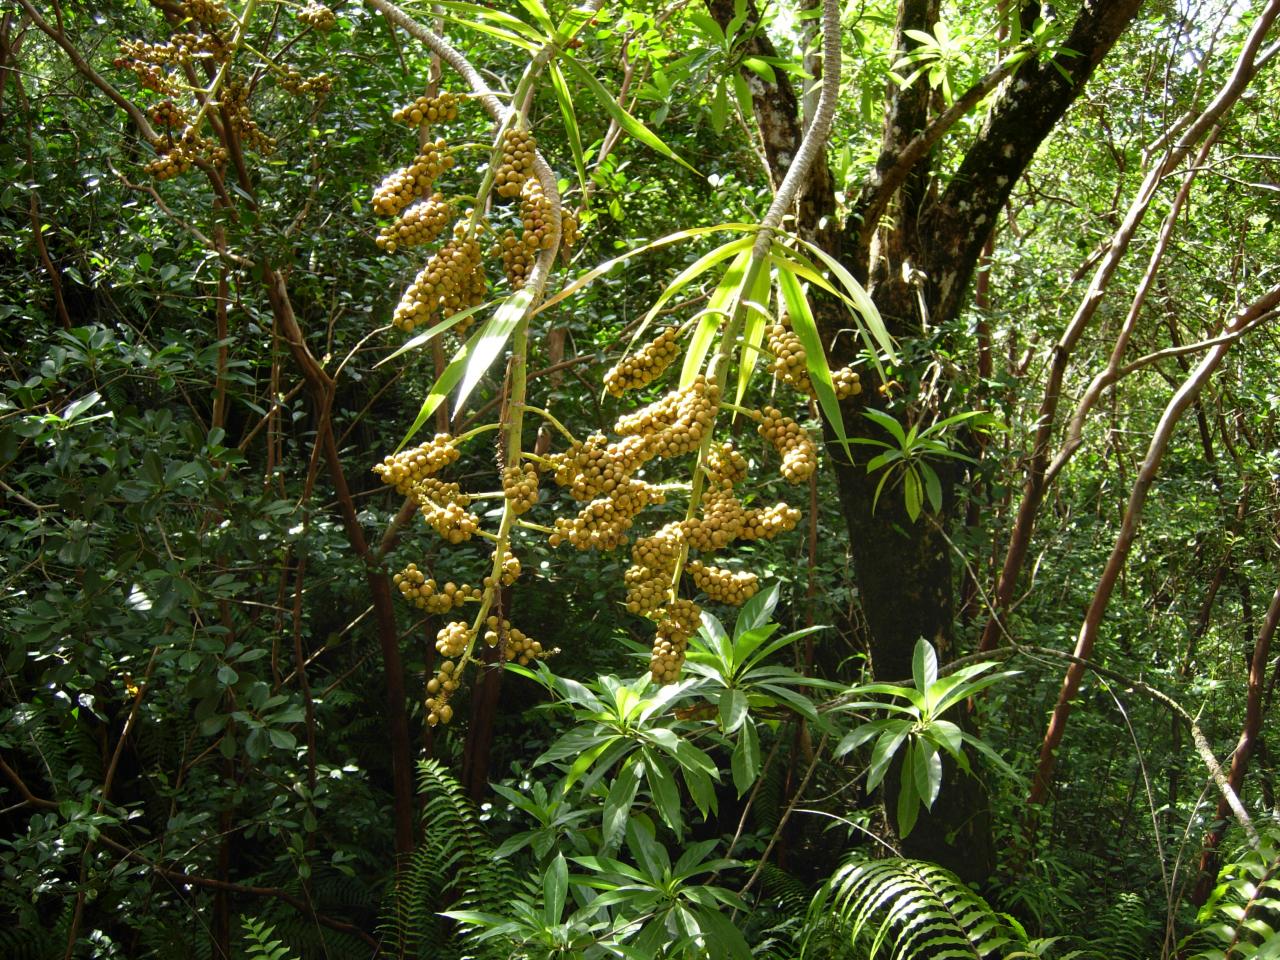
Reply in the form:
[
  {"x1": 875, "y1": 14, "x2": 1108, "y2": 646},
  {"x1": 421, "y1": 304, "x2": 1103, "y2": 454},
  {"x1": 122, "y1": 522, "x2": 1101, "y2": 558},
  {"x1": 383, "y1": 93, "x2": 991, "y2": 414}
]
[
  {"x1": 735, "y1": 264, "x2": 772, "y2": 408},
  {"x1": 679, "y1": 249, "x2": 751, "y2": 388},
  {"x1": 561, "y1": 56, "x2": 700, "y2": 174},
  {"x1": 775, "y1": 262, "x2": 851, "y2": 456},
  {"x1": 375, "y1": 299, "x2": 493, "y2": 368},
  {"x1": 453, "y1": 287, "x2": 536, "y2": 417},
  {"x1": 535, "y1": 223, "x2": 759, "y2": 316},
  {"x1": 548, "y1": 62, "x2": 588, "y2": 202},
  {"x1": 395, "y1": 318, "x2": 489, "y2": 451}
]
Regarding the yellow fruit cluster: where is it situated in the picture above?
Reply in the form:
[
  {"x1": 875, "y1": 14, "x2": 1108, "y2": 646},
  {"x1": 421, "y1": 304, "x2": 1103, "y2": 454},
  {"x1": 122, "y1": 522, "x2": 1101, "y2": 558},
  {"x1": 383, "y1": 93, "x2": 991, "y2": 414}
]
[
  {"x1": 280, "y1": 67, "x2": 333, "y2": 97},
  {"x1": 413, "y1": 478, "x2": 479, "y2": 544},
  {"x1": 758, "y1": 406, "x2": 817, "y2": 483},
  {"x1": 377, "y1": 194, "x2": 454, "y2": 253},
  {"x1": 502, "y1": 463, "x2": 539, "y2": 515},
  {"x1": 392, "y1": 90, "x2": 459, "y2": 126},
  {"x1": 392, "y1": 228, "x2": 485, "y2": 333},
  {"x1": 615, "y1": 376, "x2": 719, "y2": 458},
  {"x1": 548, "y1": 480, "x2": 665, "y2": 551},
  {"x1": 149, "y1": 99, "x2": 185, "y2": 129},
  {"x1": 498, "y1": 229, "x2": 538, "y2": 289},
  {"x1": 683, "y1": 489, "x2": 745, "y2": 552},
  {"x1": 495, "y1": 128, "x2": 536, "y2": 198},
  {"x1": 222, "y1": 78, "x2": 276, "y2": 155},
  {"x1": 603, "y1": 326, "x2": 681, "y2": 397},
  {"x1": 625, "y1": 522, "x2": 683, "y2": 617},
  {"x1": 426, "y1": 659, "x2": 459, "y2": 726},
  {"x1": 145, "y1": 147, "x2": 193, "y2": 180},
  {"x1": 650, "y1": 598, "x2": 701, "y2": 684},
  {"x1": 560, "y1": 210, "x2": 580, "y2": 258},
  {"x1": 372, "y1": 434, "x2": 460, "y2": 495},
  {"x1": 483, "y1": 617, "x2": 553, "y2": 666},
  {"x1": 183, "y1": 0, "x2": 228, "y2": 24},
  {"x1": 482, "y1": 547, "x2": 522, "y2": 589},
  {"x1": 832, "y1": 366, "x2": 862, "y2": 399},
  {"x1": 299, "y1": 1, "x2": 336, "y2": 30},
  {"x1": 394, "y1": 564, "x2": 481, "y2": 613},
  {"x1": 739, "y1": 502, "x2": 802, "y2": 540},
  {"x1": 705, "y1": 441, "x2": 748, "y2": 489},
  {"x1": 520, "y1": 179, "x2": 556, "y2": 250},
  {"x1": 436, "y1": 620, "x2": 471, "y2": 658},
  {"x1": 687, "y1": 561, "x2": 758, "y2": 606},
  {"x1": 766, "y1": 321, "x2": 809, "y2": 391},
  {"x1": 372, "y1": 139, "x2": 453, "y2": 218}
]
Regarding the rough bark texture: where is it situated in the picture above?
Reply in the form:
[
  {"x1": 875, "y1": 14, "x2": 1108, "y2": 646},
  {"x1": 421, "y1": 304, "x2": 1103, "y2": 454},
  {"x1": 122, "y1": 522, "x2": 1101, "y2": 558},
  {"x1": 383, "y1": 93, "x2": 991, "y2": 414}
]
[{"x1": 708, "y1": 0, "x2": 1146, "y2": 877}]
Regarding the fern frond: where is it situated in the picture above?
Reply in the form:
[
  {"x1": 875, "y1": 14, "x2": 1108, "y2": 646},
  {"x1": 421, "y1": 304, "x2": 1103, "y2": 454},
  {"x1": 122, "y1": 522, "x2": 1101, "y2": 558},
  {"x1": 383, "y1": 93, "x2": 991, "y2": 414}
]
[
  {"x1": 803, "y1": 856, "x2": 1027, "y2": 960},
  {"x1": 240, "y1": 915, "x2": 300, "y2": 960},
  {"x1": 379, "y1": 760, "x2": 515, "y2": 960}
]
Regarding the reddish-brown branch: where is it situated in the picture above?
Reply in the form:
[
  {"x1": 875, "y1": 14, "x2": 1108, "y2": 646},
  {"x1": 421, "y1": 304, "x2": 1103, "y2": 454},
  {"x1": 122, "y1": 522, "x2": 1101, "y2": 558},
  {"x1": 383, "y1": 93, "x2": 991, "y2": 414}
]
[
  {"x1": 1191, "y1": 579, "x2": 1280, "y2": 906},
  {"x1": 979, "y1": 2, "x2": 1280, "y2": 651},
  {"x1": 1029, "y1": 283, "x2": 1280, "y2": 806},
  {"x1": 28, "y1": 193, "x2": 72, "y2": 330}
]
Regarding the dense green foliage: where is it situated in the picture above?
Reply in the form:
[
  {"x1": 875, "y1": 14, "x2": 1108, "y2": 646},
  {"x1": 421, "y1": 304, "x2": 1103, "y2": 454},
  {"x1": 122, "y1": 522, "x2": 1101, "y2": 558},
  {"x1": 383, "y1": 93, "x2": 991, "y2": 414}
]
[{"x1": 2, "y1": 0, "x2": 1279, "y2": 958}]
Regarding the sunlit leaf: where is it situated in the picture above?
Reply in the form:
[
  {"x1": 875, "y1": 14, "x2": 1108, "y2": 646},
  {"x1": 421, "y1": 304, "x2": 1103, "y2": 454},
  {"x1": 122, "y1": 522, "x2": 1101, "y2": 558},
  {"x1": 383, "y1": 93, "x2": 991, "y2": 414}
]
[{"x1": 562, "y1": 57, "x2": 700, "y2": 174}]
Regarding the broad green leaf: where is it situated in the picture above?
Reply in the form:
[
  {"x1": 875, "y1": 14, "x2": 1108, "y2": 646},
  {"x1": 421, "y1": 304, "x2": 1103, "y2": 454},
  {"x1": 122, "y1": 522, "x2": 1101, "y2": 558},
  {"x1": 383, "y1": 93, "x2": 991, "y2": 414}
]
[
  {"x1": 866, "y1": 724, "x2": 911, "y2": 792},
  {"x1": 63, "y1": 391, "x2": 102, "y2": 422},
  {"x1": 921, "y1": 461, "x2": 943, "y2": 514},
  {"x1": 734, "y1": 581, "x2": 780, "y2": 635},
  {"x1": 544, "y1": 852, "x2": 568, "y2": 926},
  {"x1": 741, "y1": 56, "x2": 776, "y2": 82},
  {"x1": 562, "y1": 58, "x2": 700, "y2": 174},
  {"x1": 602, "y1": 759, "x2": 643, "y2": 850},
  {"x1": 454, "y1": 287, "x2": 535, "y2": 416},
  {"x1": 904, "y1": 468, "x2": 921, "y2": 520},
  {"x1": 912, "y1": 740, "x2": 942, "y2": 809},
  {"x1": 925, "y1": 718, "x2": 964, "y2": 758},
  {"x1": 719, "y1": 688, "x2": 748, "y2": 733},
  {"x1": 641, "y1": 746, "x2": 684, "y2": 837},
  {"x1": 730, "y1": 720, "x2": 759, "y2": 796},
  {"x1": 834, "y1": 717, "x2": 899, "y2": 758},
  {"x1": 896, "y1": 758, "x2": 921, "y2": 836},
  {"x1": 912, "y1": 639, "x2": 938, "y2": 693}
]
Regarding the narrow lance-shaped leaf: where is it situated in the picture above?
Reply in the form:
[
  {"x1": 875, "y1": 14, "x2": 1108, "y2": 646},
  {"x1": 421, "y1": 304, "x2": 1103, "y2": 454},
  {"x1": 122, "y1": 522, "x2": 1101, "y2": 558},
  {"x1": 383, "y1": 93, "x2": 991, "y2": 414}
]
[
  {"x1": 627, "y1": 234, "x2": 756, "y2": 360},
  {"x1": 395, "y1": 318, "x2": 489, "y2": 451},
  {"x1": 375, "y1": 299, "x2": 492, "y2": 367},
  {"x1": 453, "y1": 286, "x2": 535, "y2": 417},
  {"x1": 432, "y1": 10, "x2": 539, "y2": 50},
  {"x1": 734, "y1": 264, "x2": 772, "y2": 408},
  {"x1": 534, "y1": 223, "x2": 759, "y2": 316},
  {"x1": 561, "y1": 56, "x2": 701, "y2": 174},
  {"x1": 775, "y1": 263, "x2": 851, "y2": 457},
  {"x1": 679, "y1": 249, "x2": 751, "y2": 388},
  {"x1": 543, "y1": 852, "x2": 568, "y2": 927},
  {"x1": 790, "y1": 235, "x2": 897, "y2": 362},
  {"x1": 548, "y1": 62, "x2": 588, "y2": 203},
  {"x1": 431, "y1": 0, "x2": 548, "y2": 41}
]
